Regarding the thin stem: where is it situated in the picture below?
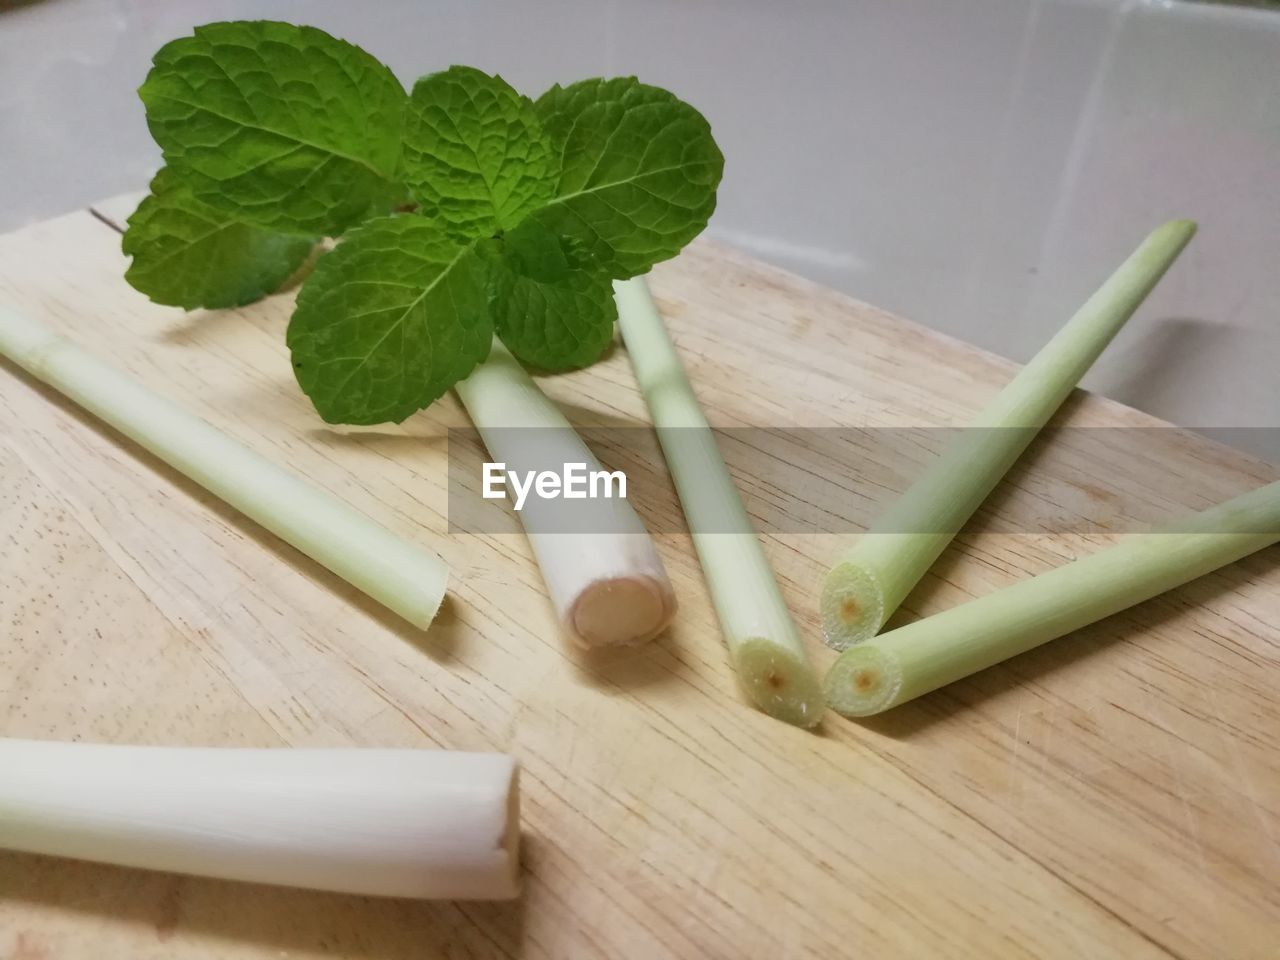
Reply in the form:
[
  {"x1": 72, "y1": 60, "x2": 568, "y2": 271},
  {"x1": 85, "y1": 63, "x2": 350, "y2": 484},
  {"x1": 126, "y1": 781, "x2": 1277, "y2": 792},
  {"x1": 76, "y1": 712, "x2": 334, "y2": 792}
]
[
  {"x1": 454, "y1": 339, "x2": 677, "y2": 647},
  {"x1": 0, "y1": 305, "x2": 448, "y2": 628},
  {"x1": 821, "y1": 220, "x2": 1197, "y2": 650},
  {"x1": 826, "y1": 479, "x2": 1280, "y2": 717},
  {"x1": 615, "y1": 277, "x2": 823, "y2": 727}
]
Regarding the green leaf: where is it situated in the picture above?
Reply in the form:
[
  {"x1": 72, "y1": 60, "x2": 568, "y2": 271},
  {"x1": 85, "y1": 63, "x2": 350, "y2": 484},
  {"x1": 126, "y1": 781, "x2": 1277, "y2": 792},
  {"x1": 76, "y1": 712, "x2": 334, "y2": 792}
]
[
  {"x1": 122, "y1": 169, "x2": 316, "y2": 310},
  {"x1": 486, "y1": 219, "x2": 617, "y2": 371},
  {"x1": 530, "y1": 77, "x2": 724, "y2": 278},
  {"x1": 140, "y1": 20, "x2": 407, "y2": 236},
  {"x1": 402, "y1": 66, "x2": 554, "y2": 240},
  {"x1": 287, "y1": 216, "x2": 492, "y2": 425}
]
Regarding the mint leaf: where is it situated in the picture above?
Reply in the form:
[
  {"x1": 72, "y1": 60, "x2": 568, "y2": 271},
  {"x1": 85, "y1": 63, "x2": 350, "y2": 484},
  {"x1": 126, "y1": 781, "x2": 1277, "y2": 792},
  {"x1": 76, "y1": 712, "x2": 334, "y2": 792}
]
[
  {"x1": 287, "y1": 216, "x2": 492, "y2": 424},
  {"x1": 122, "y1": 169, "x2": 315, "y2": 310},
  {"x1": 140, "y1": 21, "x2": 407, "y2": 236},
  {"x1": 486, "y1": 220, "x2": 617, "y2": 370},
  {"x1": 530, "y1": 77, "x2": 724, "y2": 277},
  {"x1": 402, "y1": 66, "x2": 554, "y2": 240}
]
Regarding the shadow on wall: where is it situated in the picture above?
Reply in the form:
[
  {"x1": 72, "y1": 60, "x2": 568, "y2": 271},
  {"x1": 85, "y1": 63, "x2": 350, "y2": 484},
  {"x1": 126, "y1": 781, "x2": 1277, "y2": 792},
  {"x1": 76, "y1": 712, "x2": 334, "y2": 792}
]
[
  {"x1": 1101, "y1": 316, "x2": 1280, "y2": 462},
  {"x1": 1184, "y1": 0, "x2": 1280, "y2": 8}
]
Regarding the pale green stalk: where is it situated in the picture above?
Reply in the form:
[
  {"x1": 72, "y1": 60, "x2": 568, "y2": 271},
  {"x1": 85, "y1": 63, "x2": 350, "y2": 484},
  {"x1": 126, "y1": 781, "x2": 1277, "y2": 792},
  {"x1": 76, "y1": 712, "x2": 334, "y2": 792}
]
[
  {"x1": 0, "y1": 305, "x2": 447, "y2": 628},
  {"x1": 821, "y1": 220, "x2": 1197, "y2": 650},
  {"x1": 826, "y1": 479, "x2": 1280, "y2": 717},
  {"x1": 615, "y1": 277, "x2": 823, "y2": 727},
  {"x1": 0, "y1": 738, "x2": 519, "y2": 899},
  {"x1": 454, "y1": 339, "x2": 676, "y2": 648}
]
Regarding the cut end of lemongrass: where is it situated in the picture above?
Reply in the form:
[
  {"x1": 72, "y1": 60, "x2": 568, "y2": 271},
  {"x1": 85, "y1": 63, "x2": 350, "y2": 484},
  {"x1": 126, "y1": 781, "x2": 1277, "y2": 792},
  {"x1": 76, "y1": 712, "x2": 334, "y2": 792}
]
[
  {"x1": 405, "y1": 573, "x2": 449, "y2": 631},
  {"x1": 824, "y1": 645, "x2": 904, "y2": 718},
  {"x1": 733, "y1": 639, "x2": 825, "y2": 728},
  {"x1": 570, "y1": 574, "x2": 677, "y2": 648},
  {"x1": 819, "y1": 562, "x2": 885, "y2": 651}
]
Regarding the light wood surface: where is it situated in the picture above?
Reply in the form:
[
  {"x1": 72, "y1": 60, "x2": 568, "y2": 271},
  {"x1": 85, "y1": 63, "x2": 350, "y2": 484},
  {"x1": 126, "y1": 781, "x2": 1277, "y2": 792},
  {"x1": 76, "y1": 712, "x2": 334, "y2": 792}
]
[{"x1": 1, "y1": 199, "x2": 1277, "y2": 959}]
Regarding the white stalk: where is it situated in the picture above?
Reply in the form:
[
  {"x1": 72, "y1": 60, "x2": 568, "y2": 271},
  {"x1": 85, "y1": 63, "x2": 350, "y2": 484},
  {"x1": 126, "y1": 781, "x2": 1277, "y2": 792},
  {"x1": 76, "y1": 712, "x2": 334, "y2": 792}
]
[
  {"x1": 0, "y1": 305, "x2": 448, "y2": 629},
  {"x1": 0, "y1": 739, "x2": 519, "y2": 900},
  {"x1": 614, "y1": 278, "x2": 823, "y2": 728},
  {"x1": 826, "y1": 479, "x2": 1280, "y2": 717},
  {"x1": 454, "y1": 339, "x2": 677, "y2": 647},
  {"x1": 820, "y1": 220, "x2": 1197, "y2": 649}
]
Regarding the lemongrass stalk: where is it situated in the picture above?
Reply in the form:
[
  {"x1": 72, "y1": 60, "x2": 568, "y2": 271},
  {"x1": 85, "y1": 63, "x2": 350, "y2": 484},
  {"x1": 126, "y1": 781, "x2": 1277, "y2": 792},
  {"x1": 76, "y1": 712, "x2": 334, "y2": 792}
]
[
  {"x1": 821, "y1": 220, "x2": 1197, "y2": 650},
  {"x1": 0, "y1": 738, "x2": 519, "y2": 899},
  {"x1": 826, "y1": 479, "x2": 1280, "y2": 717},
  {"x1": 614, "y1": 277, "x2": 823, "y2": 727},
  {"x1": 0, "y1": 305, "x2": 447, "y2": 628},
  {"x1": 454, "y1": 339, "x2": 677, "y2": 647}
]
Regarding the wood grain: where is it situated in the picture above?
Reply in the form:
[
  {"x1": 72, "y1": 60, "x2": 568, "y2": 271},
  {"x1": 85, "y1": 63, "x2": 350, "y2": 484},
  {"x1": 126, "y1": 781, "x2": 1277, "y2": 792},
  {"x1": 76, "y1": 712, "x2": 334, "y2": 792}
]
[{"x1": 0, "y1": 200, "x2": 1276, "y2": 959}]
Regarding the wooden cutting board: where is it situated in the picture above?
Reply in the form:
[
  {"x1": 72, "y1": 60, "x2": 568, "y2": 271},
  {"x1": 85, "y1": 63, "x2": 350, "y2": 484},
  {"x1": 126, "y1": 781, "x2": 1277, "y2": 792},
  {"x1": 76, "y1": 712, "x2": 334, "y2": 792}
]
[{"x1": 1, "y1": 198, "x2": 1277, "y2": 960}]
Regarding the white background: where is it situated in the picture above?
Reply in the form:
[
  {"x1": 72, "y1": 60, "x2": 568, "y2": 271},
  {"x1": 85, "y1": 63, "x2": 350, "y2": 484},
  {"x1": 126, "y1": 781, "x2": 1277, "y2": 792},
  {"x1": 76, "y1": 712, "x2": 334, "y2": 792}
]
[{"x1": 1, "y1": 0, "x2": 1276, "y2": 455}]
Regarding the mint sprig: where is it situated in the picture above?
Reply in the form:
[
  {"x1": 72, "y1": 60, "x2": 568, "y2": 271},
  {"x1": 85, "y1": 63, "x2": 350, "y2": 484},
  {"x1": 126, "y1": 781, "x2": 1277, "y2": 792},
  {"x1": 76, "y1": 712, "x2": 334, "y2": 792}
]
[{"x1": 123, "y1": 20, "x2": 723, "y2": 424}]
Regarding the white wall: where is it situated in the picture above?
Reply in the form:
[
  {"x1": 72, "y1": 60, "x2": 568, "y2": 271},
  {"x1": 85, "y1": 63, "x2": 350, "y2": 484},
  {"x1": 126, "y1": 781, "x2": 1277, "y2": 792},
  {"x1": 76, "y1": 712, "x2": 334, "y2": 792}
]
[{"x1": 1, "y1": 0, "x2": 1275, "y2": 455}]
